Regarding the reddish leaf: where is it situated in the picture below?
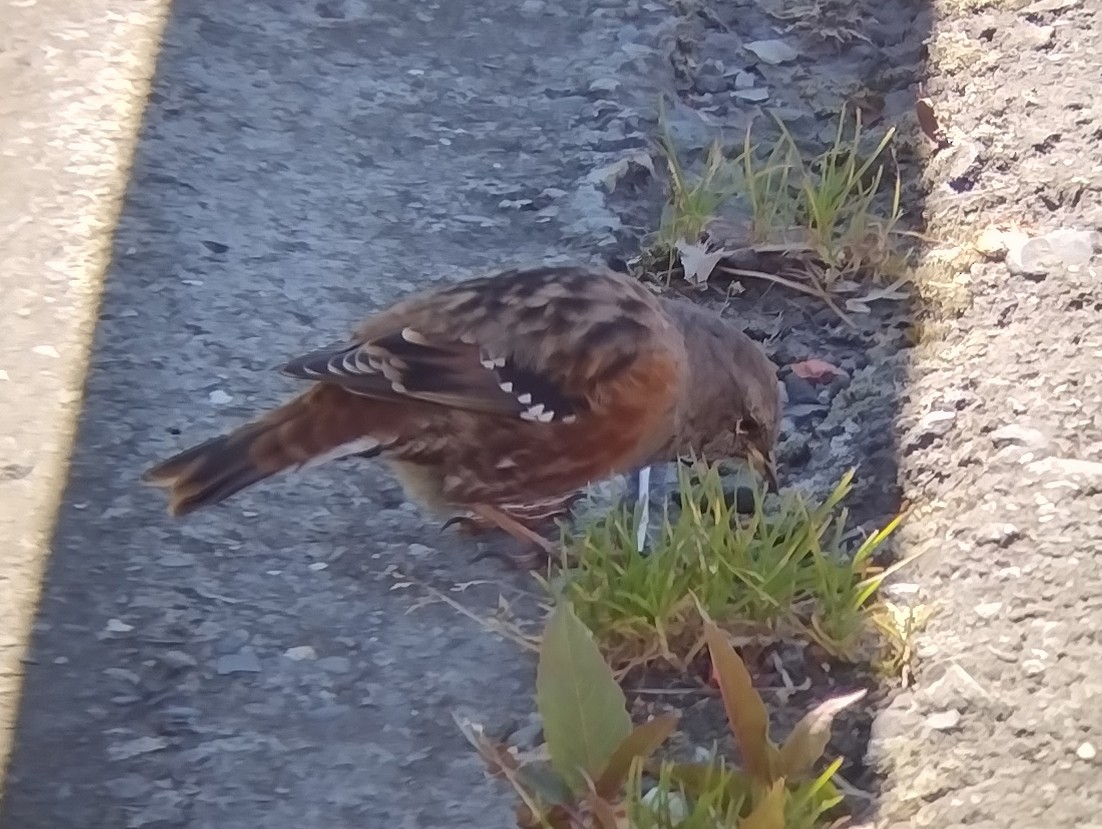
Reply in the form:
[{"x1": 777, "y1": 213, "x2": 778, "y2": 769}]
[
  {"x1": 594, "y1": 713, "x2": 680, "y2": 798},
  {"x1": 790, "y1": 359, "x2": 848, "y2": 385},
  {"x1": 703, "y1": 620, "x2": 777, "y2": 785}
]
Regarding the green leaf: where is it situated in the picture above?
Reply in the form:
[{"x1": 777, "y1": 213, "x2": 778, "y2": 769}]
[
  {"x1": 594, "y1": 713, "x2": 679, "y2": 797},
  {"x1": 776, "y1": 689, "x2": 867, "y2": 779},
  {"x1": 702, "y1": 617, "x2": 777, "y2": 784},
  {"x1": 741, "y1": 780, "x2": 787, "y2": 829},
  {"x1": 537, "y1": 602, "x2": 633, "y2": 793}
]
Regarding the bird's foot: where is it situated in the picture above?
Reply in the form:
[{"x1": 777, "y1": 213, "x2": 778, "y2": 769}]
[{"x1": 445, "y1": 507, "x2": 559, "y2": 570}]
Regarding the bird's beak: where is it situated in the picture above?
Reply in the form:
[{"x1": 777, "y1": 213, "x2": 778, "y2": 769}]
[{"x1": 747, "y1": 446, "x2": 779, "y2": 494}]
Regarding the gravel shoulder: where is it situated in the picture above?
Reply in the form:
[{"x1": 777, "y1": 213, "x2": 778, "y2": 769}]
[{"x1": 869, "y1": 0, "x2": 1102, "y2": 824}]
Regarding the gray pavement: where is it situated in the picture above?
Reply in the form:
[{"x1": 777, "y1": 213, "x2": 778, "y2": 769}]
[{"x1": 0, "y1": 0, "x2": 678, "y2": 825}]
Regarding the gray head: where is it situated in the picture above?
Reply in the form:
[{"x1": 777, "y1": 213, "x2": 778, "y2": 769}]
[{"x1": 657, "y1": 298, "x2": 782, "y2": 489}]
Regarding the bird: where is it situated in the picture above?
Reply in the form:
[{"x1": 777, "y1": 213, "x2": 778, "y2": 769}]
[{"x1": 144, "y1": 265, "x2": 781, "y2": 561}]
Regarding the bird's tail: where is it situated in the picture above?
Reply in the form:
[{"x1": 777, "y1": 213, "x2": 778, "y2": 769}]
[{"x1": 143, "y1": 386, "x2": 382, "y2": 516}]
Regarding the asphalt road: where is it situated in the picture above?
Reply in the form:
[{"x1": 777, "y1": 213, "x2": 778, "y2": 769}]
[{"x1": 0, "y1": 0, "x2": 676, "y2": 825}]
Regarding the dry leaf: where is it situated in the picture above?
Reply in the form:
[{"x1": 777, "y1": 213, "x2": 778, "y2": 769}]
[
  {"x1": 676, "y1": 238, "x2": 729, "y2": 284},
  {"x1": 790, "y1": 359, "x2": 848, "y2": 384}
]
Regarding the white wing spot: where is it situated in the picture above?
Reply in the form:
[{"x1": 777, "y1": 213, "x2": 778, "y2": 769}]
[
  {"x1": 527, "y1": 404, "x2": 546, "y2": 418},
  {"x1": 499, "y1": 382, "x2": 514, "y2": 393},
  {"x1": 535, "y1": 409, "x2": 555, "y2": 423},
  {"x1": 561, "y1": 414, "x2": 578, "y2": 424},
  {"x1": 401, "y1": 327, "x2": 429, "y2": 345},
  {"x1": 342, "y1": 352, "x2": 361, "y2": 374},
  {"x1": 517, "y1": 393, "x2": 532, "y2": 405}
]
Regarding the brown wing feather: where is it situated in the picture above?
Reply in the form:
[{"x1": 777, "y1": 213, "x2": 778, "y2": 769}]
[{"x1": 281, "y1": 266, "x2": 679, "y2": 427}]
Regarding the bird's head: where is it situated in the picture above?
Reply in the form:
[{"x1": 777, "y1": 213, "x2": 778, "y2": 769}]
[{"x1": 659, "y1": 299, "x2": 783, "y2": 492}]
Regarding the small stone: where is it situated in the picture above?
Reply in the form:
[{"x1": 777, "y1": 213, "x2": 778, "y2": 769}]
[
  {"x1": 103, "y1": 667, "x2": 141, "y2": 684},
  {"x1": 1022, "y1": 658, "x2": 1045, "y2": 676},
  {"x1": 213, "y1": 630, "x2": 250, "y2": 655},
  {"x1": 307, "y1": 561, "x2": 328, "y2": 571},
  {"x1": 733, "y1": 71, "x2": 756, "y2": 89},
  {"x1": 976, "y1": 523, "x2": 1021, "y2": 547},
  {"x1": 108, "y1": 736, "x2": 169, "y2": 761},
  {"x1": 974, "y1": 601, "x2": 1002, "y2": 620},
  {"x1": 208, "y1": 389, "x2": 233, "y2": 405},
  {"x1": 1006, "y1": 228, "x2": 1098, "y2": 276},
  {"x1": 975, "y1": 225, "x2": 1007, "y2": 257},
  {"x1": 1043, "y1": 228, "x2": 1101, "y2": 262},
  {"x1": 509, "y1": 718, "x2": 544, "y2": 749},
  {"x1": 1076, "y1": 742, "x2": 1097, "y2": 761},
  {"x1": 732, "y1": 87, "x2": 770, "y2": 102},
  {"x1": 284, "y1": 645, "x2": 317, "y2": 661},
  {"x1": 317, "y1": 656, "x2": 352, "y2": 674},
  {"x1": 306, "y1": 704, "x2": 351, "y2": 721},
  {"x1": 156, "y1": 552, "x2": 195, "y2": 567},
  {"x1": 925, "y1": 710, "x2": 961, "y2": 731},
  {"x1": 693, "y1": 60, "x2": 727, "y2": 94},
  {"x1": 784, "y1": 374, "x2": 820, "y2": 405},
  {"x1": 105, "y1": 619, "x2": 134, "y2": 633},
  {"x1": 161, "y1": 650, "x2": 197, "y2": 669},
  {"x1": 991, "y1": 424, "x2": 1048, "y2": 450},
  {"x1": 215, "y1": 649, "x2": 262, "y2": 675},
  {"x1": 589, "y1": 77, "x2": 620, "y2": 93},
  {"x1": 745, "y1": 39, "x2": 798, "y2": 64},
  {"x1": 918, "y1": 410, "x2": 956, "y2": 437},
  {"x1": 32, "y1": 345, "x2": 60, "y2": 358},
  {"x1": 106, "y1": 774, "x2": 152, "y2": 799},
  {"x1": 407, "y1": 543, "x2": 435, "y2": 558}
]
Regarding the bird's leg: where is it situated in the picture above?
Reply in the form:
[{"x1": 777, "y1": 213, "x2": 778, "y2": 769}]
[
  {"x1": 467, "y1": 503, "x2": 558, "y2": 568},
  {"x1": 441, "y1": 514, "x2": 494, "y2": 537}
]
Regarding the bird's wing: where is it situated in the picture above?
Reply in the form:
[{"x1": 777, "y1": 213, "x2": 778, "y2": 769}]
[{"x1": 281, "y1": 266, "x2": 685, "y2": 424}]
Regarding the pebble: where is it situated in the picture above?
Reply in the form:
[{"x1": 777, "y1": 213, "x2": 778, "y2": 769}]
[
  {"x1": 509, "y1": 718, "x2": 544, "y2": 749},
  {"x1": 108, "y1": 736, "x2": 169, "y2": 761},
  {"x1": 925, "y1": 710, "x2": 962, "y2": 731},
  {"x1": 161, "y1": 649, "x2": 198, "y2": 669},
  {"x1": 975, "y1": 523, "x2": 1021, "y2": 548},
  {"x1": 744, "y1": 39, "x2": 798, "y2": 64},
  {"x1": 317, "y1": 656, "x2": 352, "y2": 674},
  {"x1": 284, "y1": 645, "x2": 317, "y2": 661},
  {"x1": 990, "y1": 424, "x2": 1048, "y2": 450},
  {"x1": 1006, "y1": 227, "x2": 1100, "y2": 276},
  {"x1": 105, "y1": 619, "x2": 134, "y2": 633},
  {"x1": 974, "y1": 601, "x2": 1003, "y2": 620},
  {"x1": 215, "y1": 649, "x2": 262, "y2": 675},
  {"x1": 306, "y1": 704, "x2": 352, "y2": 721},
  {"x1": 918, "y1": 410, "x2": 956, "y2": 436},
  {"x1": 214, "y1": 629, "x2": 250, "y2": 655},
  {"x1": 1021, "y1": 658, "x2": 1045, "y2": 677},
  {"x1": 784, "y1": 374, "x2": 821, "y2": 405},
  {"x1": 106, "y1": 774, "x2": 153, "y2": 799},
  {"x1": 1077, "y1": 742, "x2": 1097, "y2": 761}
]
